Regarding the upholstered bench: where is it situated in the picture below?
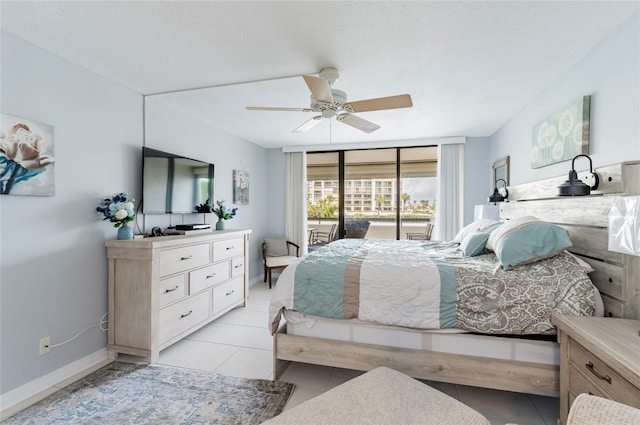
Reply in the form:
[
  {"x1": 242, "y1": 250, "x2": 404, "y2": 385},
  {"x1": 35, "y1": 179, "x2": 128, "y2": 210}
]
[{"x1": 264, "y1": 366, "x2": 490, "y2": 425}]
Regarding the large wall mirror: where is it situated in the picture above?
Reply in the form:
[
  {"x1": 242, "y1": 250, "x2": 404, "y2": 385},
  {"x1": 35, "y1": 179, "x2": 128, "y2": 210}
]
[{"x1": 492, "y1": 156, "x2": 510, "y2": 187}]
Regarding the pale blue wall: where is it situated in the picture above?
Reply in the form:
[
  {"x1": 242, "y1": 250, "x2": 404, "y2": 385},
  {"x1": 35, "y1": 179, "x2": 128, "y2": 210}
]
[
  {"x1": 489, "y1": 12, "x2": 639, "y2": 185},
  {"x1": 265, "y1": 148, "x2": 287, "y2": 238},
  {"x1": 1, "y1": 31, "x2": 142, "y2": 393},
  {"x1": 463, "y1": 137, "x2": 492, "y2": 225}
]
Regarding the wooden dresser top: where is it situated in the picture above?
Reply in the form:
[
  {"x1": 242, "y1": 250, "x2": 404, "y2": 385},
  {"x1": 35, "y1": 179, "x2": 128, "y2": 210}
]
[{"x1": 553, "y1": 315, "x2": 640, "y2": 389}]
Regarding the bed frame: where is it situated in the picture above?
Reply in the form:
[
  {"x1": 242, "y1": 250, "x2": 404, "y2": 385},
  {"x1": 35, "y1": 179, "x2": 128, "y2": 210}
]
[{"x1": 273, "y1": 161, "x2": 640, "y2": 396}]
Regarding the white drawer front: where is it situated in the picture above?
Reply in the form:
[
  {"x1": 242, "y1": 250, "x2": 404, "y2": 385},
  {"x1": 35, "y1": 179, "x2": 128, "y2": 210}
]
[
  {"x1": 231, "y1": 257, "x2": 244, "y2": 277},
  {"x1": 213, "y1": 238, "x2": 244, "y2": 262},
  {"x1": 159, "y1": 274, "x2": 187, "y2": 307},
  {"x1": 159, "y1": 291, "x2": 210, "y2": 345},
  {"x1": 189, "y1": 261, "x2": 229, "y2": 294},
  {"x1": 212, "y1": 277, "x2": 244, "y2": 315},
  {"x1": 159, "y1": 243, "x2": 210, "y2": 277}
]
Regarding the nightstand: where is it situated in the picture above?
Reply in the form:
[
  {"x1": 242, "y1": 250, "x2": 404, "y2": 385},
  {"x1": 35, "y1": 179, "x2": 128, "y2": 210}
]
[{"x1": 553, "y1": 315, "x2": 640, "y2": 425}]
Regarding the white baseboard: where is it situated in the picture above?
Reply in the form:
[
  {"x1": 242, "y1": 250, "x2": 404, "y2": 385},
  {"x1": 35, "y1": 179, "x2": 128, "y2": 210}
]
[
  {"x1": 248, "y1": 275, "x2": 264, "y2": 287},
  {"x1": 0, "y1": 348, "x2": 111, "y2": 421}
]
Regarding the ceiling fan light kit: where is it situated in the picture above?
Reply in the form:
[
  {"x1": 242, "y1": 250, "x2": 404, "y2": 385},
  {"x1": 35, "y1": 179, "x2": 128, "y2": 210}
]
[{"x1": 246, "y1": 67, "x2": 413, "y2": 134}]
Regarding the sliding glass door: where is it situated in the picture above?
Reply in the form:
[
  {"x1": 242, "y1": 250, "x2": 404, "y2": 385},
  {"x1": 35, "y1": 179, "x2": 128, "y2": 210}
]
[
  {"x1": 399, "y1": 147, "x2": 437, "y2": 239},
  {"x1": 344, "y1": 149, "x2": 397, "y2": 239},
  {"x1": 306, "y1": 152, "x2": 339, "y2": 247},
  {"x1": 307, "y1": 146, "x2": 436, "y2": 242}
]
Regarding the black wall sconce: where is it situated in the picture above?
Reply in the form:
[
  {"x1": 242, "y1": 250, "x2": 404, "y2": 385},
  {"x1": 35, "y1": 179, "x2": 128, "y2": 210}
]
[
  {"x1": 488, "y1": 179, "x2": 508, "y2": 204},
  {"x1": 557, "y1": 154, "x2": 600, "y2": 196}
]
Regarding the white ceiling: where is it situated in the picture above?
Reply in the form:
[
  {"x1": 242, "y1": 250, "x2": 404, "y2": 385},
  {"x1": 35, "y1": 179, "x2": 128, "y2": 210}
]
[{"x1": 1, "y1": 1, "x2": 638, "y2": 149}]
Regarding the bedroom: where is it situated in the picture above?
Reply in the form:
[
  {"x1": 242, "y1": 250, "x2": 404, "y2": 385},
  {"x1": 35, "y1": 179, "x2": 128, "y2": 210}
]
[{"x1": 1, "y1": 1, "x2": 639, "y2": 423}]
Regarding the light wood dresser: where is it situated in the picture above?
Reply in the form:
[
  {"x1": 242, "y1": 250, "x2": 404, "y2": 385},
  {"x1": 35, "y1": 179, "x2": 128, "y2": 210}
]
[
  {"x1": 553, "y1": 315, "x2": 640, "y2": 425},
  {"x1": 106, "y1": 229, "x2": 251, "y2": 363}
]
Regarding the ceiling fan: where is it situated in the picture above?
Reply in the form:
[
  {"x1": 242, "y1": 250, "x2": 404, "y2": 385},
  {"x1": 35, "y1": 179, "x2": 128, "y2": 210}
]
[{"x1": 246, "y1": 67, "x2": 413, "y2": 134}]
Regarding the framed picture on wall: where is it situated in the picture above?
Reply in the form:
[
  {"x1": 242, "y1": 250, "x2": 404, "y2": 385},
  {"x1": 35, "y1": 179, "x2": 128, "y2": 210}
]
[
  {"x1": 0, "y1": 114, "x2": 55, "y2": 196},
  {"x1": 233, "y1": 170, "x2": 249, "y2": 205},
  {"x1": 531, "y1": 95, "x2": 590, "y2": 169}
]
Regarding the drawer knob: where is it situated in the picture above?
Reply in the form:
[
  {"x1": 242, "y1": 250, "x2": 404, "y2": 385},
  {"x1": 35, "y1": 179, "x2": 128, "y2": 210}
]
[
  {"x1": 180, "y1": 310, "x2": 193, "y2": 319},
  {"x1": 226, "y1": 290, "x2": 235, "y2": 296},
  {"x1": 180, "y1": 255, "x2": 193, "y2": 261},
  {"x1": 206, "y1": 273, "x2": 216, "y2": 279},
  {"x1": 226, "y1": 246, "x2": 234, "y2": 250},
  {"x1": 165, "y1": 285, "x2": 179, "y2": 293},
  {"x1": 585, "y1": 361, "x2": 612, "y2": 384},
  {"x1": 234, "y1": 264, "x2": 242, "y2": 269}
]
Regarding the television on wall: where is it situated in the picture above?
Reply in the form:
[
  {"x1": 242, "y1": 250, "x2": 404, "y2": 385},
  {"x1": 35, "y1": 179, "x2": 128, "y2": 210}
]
[{"x1": 142, "y1": 147, "x2": 214, "y2": 214}]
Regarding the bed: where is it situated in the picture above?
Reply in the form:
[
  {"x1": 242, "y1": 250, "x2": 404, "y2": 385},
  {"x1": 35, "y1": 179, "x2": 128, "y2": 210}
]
[
  {"x1": 269, "y1": 239, "x2": 599, "y2": 335},
  {"x1": 270, "y1": 161, "x2": 640, "y2": 396}
]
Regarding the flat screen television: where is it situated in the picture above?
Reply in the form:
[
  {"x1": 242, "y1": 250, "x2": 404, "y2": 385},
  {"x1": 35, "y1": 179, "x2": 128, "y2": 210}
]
[{"x1": 142, "y1": 147, "x2": 214, "y2": 214}]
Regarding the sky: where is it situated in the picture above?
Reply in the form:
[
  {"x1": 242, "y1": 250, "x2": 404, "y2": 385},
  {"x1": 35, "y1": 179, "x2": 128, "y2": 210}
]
[{"x1": 402, "y1": 177, "x2": 437, "y2": 204}]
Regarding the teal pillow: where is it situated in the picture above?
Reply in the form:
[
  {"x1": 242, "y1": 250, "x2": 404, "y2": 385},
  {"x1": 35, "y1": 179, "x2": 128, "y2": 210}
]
[
  {"x1": 494, "y1": 222, "x2": 572, "y2": 270},
  {"x1": 460, "y1": 231, "x2": 490, "y2": 257}
]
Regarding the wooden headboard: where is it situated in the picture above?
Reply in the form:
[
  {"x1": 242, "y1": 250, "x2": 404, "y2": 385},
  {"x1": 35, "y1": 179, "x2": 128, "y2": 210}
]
[{"x1": 500, "y1": 161, "x2": 640, "y2": 320}]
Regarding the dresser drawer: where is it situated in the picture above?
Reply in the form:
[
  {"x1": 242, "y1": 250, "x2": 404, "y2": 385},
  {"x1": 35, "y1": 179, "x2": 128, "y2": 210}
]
[
  {"x1": 159, "y1": 243, "x2": 210, "y2": 277},
  {"x1": 212, "y1": 277, "x2": 244, "y2": 315},
  {"x1": 159, "y1": 274, "x2": 187, "y2": 307},
  {"x1": 570, "y1": 340, "x2": 640, "y2": 408},
  {"x1": 213, "y1": 237, "x2": 244, "y2": 262},
  {"x1": 231, "y1": 257, "x2": 244, "y2": 277},
  {"x1": 159, "y1": 291, "x2": 210, "y2": 345},
  {"x1": 189, "y1": 261, "x2": 229, "y2": 294},
  {"x1": 569, "y1": 364, "x2": 610, "y2": 399}
]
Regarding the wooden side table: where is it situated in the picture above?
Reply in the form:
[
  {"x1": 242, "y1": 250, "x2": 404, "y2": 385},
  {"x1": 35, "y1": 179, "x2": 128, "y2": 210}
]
[{"x1": 553, "y1": 315, "x2": 640, "y2": 425}]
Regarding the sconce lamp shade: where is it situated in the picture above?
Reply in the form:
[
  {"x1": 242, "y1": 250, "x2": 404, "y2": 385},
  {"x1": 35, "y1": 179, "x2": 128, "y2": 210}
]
[
  {"x1": 557, "y1": 154, "x2": 600, "y2": 196},
  {"x1": 608, "y1": 196, "x2": 640, "y2": 256},
  {"x1": 488, "y1": 179, "x2": 508, "y2": 204}
]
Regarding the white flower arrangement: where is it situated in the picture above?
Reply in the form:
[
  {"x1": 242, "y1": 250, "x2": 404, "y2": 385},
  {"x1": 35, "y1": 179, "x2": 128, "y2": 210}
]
[{"x1": 97, "y1": 193, "x2": 135, "y2": 228}]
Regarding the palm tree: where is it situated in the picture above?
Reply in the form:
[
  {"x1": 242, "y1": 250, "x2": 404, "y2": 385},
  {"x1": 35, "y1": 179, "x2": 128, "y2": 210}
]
[
  {"x1": 374, "y1": 194, "x2": 385, "y2": 217},
  {"x1": 420, "y1": 199, "x2": 430, "y2": 213},
  {"x1": 401, "y1": 193, "x2": 410, "y2": 217}
]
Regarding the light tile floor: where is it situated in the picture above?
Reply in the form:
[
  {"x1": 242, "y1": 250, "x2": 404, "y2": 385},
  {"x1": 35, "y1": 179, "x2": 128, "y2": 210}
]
[{"x1": 157, "y1": 283, "x2": 559, "y2": 425}]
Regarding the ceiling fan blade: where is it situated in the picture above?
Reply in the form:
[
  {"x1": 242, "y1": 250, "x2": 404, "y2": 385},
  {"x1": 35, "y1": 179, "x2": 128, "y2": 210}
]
[
  {"x1": 336, "y1": 114, "x2": 381, "y2": 133},
  {"x1": 246, "y1": 106, "x2": 312, "y2": 112},
  {"x1": 344, "y1": 94, "x2": 413, "y2": 113},
  {"x1": 293, "y1": 116, "x2": 323, "y2": 133},
  {"x1": 302, "y1": 75, "x2": 334, "y2": 104}
]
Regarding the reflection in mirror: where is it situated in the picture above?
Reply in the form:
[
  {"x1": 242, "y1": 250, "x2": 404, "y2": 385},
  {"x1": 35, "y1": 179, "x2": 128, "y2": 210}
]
[
  {"x1": 143, "y1": 147, "x2": 214, "y2": 214},
  {"x1": 492, "y1": 156, "x2": 510, "y2": 187}
]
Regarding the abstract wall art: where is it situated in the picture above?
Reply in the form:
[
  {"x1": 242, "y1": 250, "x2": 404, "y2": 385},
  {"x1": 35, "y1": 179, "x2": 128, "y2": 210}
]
[
  {"x1": 233, "y1": 169, "x2": 249, "y2": 205},
  {"x1": 531, "y1": 95, "x2": 590, "y2": 169}
]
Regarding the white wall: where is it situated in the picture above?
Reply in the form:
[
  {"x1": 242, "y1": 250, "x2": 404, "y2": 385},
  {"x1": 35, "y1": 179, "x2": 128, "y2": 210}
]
[
  {"x1": 490, "y1": 12, "x2": 639, "y2": 185},
  {"x1": 0, "y1": 32, "x2": 142, "y2": 394}
]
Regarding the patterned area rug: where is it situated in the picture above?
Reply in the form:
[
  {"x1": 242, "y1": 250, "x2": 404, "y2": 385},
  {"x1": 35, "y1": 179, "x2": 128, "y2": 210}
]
[{"x1": 4, "y1": 362, "x2": 295, "y2": 424}]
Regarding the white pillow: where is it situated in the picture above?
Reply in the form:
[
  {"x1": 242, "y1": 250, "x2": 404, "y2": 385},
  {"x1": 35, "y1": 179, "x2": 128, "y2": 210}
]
[
  {"x1": 485, "y1": 216, "x2": 539, "y2": 251},
  {"x1": 453, "y1": 219, "x2": 501, "y2": 243}
]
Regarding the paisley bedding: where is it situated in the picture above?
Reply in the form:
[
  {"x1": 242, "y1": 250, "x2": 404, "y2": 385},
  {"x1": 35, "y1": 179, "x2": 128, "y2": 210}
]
[{"x1": 269, "y1": 239, "x2": 596, "y2": 335}]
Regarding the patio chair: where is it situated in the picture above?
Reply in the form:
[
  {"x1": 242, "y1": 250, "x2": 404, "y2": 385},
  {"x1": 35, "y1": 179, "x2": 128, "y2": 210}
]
[
  {"x1": 407, "y1": 223, "x2": 434, "y2": 240},
  {"x1": 310, "y1": 224, "x2": 337, "y2": 246}
]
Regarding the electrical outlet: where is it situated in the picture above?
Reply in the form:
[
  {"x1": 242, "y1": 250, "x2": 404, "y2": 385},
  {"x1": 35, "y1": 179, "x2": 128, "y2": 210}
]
[{"x1": 39, "y1": 337, "x2": 51, "y2": 355}]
